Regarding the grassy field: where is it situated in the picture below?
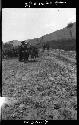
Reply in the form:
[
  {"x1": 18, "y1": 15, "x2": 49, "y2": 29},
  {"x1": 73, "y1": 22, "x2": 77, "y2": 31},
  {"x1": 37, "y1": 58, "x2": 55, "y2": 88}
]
[{"x1": 2, "y1": 49, "x2": 77, "y2": 120}]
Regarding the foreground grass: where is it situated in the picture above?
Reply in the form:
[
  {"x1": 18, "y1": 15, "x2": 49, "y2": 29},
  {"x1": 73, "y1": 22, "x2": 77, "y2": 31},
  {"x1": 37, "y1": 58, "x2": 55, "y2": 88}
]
[{"x1": 2, "y1": 49, "x2": 77, "y2": 120}]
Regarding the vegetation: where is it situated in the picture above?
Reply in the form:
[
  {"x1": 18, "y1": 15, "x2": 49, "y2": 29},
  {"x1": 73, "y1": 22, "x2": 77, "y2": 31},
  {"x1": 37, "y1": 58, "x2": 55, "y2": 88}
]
[
  {"x1": 2, "y1": 49, "x2": 77, "y2": 120},
  {"x1": 2, "y1": 38, "x2": 76, "y2": 60},
  {"x1": 2, "y1": 42, "x2": 19, "y2": 59}
]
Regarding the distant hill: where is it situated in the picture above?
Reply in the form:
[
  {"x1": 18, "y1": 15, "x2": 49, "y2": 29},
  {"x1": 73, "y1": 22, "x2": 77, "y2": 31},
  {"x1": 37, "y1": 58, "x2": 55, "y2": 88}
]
[
  {"x1": 44, "y1": 23, "x2": 75, "y2": 41},
  {"x1": 41, "y1": 22, "x2": 76, "y2": 42},
  {"x1": 29, "y1": 22, "x2": 76, "y2": 50},
  {"x1": 4, "y1": 22, "x2": 76, "y2": 50}
]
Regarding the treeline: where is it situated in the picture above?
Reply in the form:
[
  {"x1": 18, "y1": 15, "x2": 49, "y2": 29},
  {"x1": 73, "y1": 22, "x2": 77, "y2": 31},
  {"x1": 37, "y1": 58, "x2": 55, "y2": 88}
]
[
  {"x1": 37, "y1": 39, "x2": 76, "y2": 51},
  {"x1": 2, "y1": 42, "x2": 19, "y2": 59},
  {"x1": 2, "y1": 43, "x2": 44, "y2": 59},
  {"x1": 45, "y1": 39, "x2": 76, "y2": 51},
  {"x1": 2, "y1": 41, "x2": 51, "y2": 59},
  {"x1": 2, "y1": 38, "x2": 76, "y2": 59}
]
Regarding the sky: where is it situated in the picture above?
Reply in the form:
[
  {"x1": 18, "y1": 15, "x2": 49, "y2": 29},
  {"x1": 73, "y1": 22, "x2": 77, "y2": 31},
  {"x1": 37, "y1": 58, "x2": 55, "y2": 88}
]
[{"x1": 2, "y1": 8, "x2": 76, "y2": 43}]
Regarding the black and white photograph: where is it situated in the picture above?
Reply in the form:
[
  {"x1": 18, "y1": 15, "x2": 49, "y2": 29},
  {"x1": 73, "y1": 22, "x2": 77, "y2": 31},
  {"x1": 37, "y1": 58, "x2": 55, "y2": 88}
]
[{"x1": 2, "y1": 8, "x2": 77, "y2": 120}]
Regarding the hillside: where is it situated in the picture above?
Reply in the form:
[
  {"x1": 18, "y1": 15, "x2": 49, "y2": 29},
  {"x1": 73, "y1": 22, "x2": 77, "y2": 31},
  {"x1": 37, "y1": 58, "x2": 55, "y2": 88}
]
[
  {"x1": 29, "y1": 22, "x2": 76, "y2": 50},
  {"x1": 4, "y1": 22, "x2": 76, "y2": 50},
  {"x1": 39, "y1": 22, "x2": 76, "y2": 42},
  {"x1": 27, "y1": 22, "x2": 76, "y2": 48}
]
